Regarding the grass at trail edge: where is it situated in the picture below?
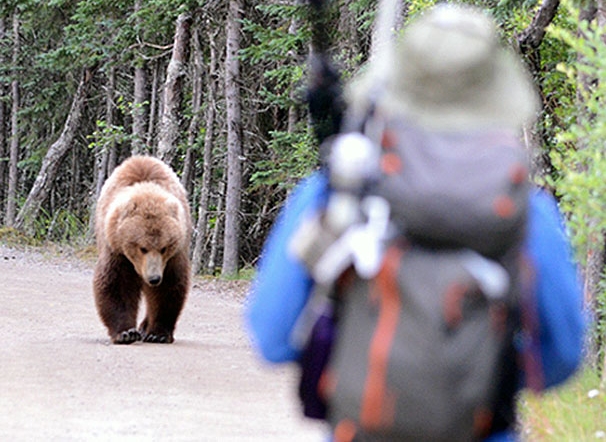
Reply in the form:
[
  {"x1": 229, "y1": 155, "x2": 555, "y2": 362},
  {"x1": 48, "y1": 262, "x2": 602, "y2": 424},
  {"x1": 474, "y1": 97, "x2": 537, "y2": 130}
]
[{"x1": 519, "y1": 367, "x2": 605, "y2": 441}]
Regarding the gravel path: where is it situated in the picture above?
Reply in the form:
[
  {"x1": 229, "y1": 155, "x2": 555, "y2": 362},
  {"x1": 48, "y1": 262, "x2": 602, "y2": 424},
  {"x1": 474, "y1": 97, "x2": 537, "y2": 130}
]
[{"x1": 0, "y1": 245, "x2": 326, "y2": 441}]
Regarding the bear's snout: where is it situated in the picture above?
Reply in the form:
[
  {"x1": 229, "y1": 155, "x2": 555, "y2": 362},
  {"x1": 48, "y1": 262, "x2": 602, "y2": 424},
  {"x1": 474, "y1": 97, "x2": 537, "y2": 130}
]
[
  {"x1": 148, "y1": 274, "x2": 162, "y2": 286},
  {"x1": 142, "y1": 252, "x2": 165, "y2": 287}
]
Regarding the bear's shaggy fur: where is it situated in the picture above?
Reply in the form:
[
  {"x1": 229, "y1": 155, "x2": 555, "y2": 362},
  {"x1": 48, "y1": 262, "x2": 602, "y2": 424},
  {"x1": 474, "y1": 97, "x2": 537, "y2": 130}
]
[{"x1": 93, "y1": 156, "x2": 192, "y2": 344}]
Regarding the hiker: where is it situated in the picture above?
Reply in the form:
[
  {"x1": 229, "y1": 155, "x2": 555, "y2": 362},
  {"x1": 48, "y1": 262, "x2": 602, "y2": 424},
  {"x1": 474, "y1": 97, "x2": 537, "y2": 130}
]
[{"x1": 246, "y1": 4, "x2": 584, "y2": 442}]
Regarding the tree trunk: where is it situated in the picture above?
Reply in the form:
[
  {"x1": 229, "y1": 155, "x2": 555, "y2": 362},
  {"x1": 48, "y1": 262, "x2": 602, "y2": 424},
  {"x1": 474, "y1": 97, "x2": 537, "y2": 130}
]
[
  {"x1": 14, "y1": 67, "x2": 95, "y2": 233},
  {"x1": 338, "y1": 0, "x2": 360, "y2": 66},
  {"x1": 287, "y1": 16, "x2": 301, "y2": 134},
  {"x1": 68, "y1": 146, "x2": 79, "y2": 213},
  {"x1": 180, "y1": 26, "x2": 204, "y2": 195},
  {"x1": 106, "y1": 67, "x2": 119, "y2": 177},
  {"x1": 192, "y1": 29, "x2": 218, "y2": 275},
  {"x1": 209, "y1": 178, "x2": 225, "y2": 275},
  {"x1": 516, "y1": 0, "x2": 561, "y2": 177},
  {"x1": 370, "y1": 0, "x2": 404, "y2": 63},
  {"x1": 593, "y1": 0, "x2": 606, "y2": 387},
  {"x1": 5, "y1": 13, "x2": 19, "y2": 227},
  {"x1": 157, "y1": 13, "x2": 192, "y2": 165},
  {"x1": 96, "y1": 67, "x2": 116, "y2": 199},
  {"x1": 221, "y1": 0, "x2": 243, "y2": 277},
  {"x1": 147, "y1": 60, "x2": 160, "y2": 148},
  {"x1": 517, "y1": 0, "x2": 560, "y2": 51},
  {"x1": 131, "y1": 0, "x2": 147, "y2": 155},
  {"x1": 0, "y1": 17, "x2": 7, "y2": 214},
  {"x1": 89, "y1": 67, "x2": 116, "y2": 238},
  {"x1": 132, "y1": 65, "x2": 147, "y2": 154}
]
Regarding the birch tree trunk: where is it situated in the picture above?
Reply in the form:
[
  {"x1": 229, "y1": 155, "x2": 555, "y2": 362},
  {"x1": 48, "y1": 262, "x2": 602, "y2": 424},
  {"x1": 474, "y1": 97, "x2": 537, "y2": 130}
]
[
  {"x1": 88, "y1": 67, "x2": 116, "y2": 237},
  {"x1": 516, "y1": 0, "x2": 560, "y2": 176},
  {"x1": 209, "y1": 178, "x2": 225, "y2": 275},
  {"x1": 14, "y1": 67, "x2": 95, "y2": 233},
  {"x1": 287, "y1": 15, "x2": 301, "y2": 134},
  {"x1": 132, "y1": 64, "x2": 147, "y2": 154},
  {"x1": 157, "y1": 13, "x2": 192, "y2": 165},
  {"x1": 180, "y1": 26, "x2": 204, "y2": 195},
  {"x1": 147, "y1": 60, "x2": 160, "y2": 148},
  {"x1": 222, "y1": 0, "x2": 243, "y2": 277},
  {"x1": 5, "y1": 13, "x2": 19, "y2": 227},
  {"x1": 594, "y1": 0, "x2": 606, "y2": 387},
  {"x1": 338, "y1": 0, "x2": 360, "y2": 65},
  {"x1": 131, "y1": 0, "x2": 147, "y2": 155},
  {"x1": 0, "y1": 17, "x2": 7, "y2": 213},
  {"x1": 192, "y1": 29, "x2": 218, "y2": 275},
  {"x1": 95, "y1": 67, "x2": 116, "y2": 200}
]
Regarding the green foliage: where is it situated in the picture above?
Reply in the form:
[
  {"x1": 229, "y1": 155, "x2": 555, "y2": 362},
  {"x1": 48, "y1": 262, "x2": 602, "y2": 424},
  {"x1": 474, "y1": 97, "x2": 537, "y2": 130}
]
[
  {"x1": 537, "y1": 10, "x2": 578, "y2": 153},
  {"x1": 519, "y1": 368, "x2": 606, "y2": 439},
  {"x1": 250, "y1": 126, "x2": 318, "y2": 190},
  {"x1": 347, "y1": 0, "x2": 378, "y2": 34},
  {"x1": 240, "y1": 2, "x2": 308, "y2": 102},
  {"x1": 87, "y1": 96, "x2": 140, "y2": 154},
  {"x1": 22, "y1": 205, "x2": 88, "y2": 243},
  {"x1": 548, "y1": 5, "x2": 606, "y2": 263},
  {"x1": 44, "y1": 207, "x2": 88, "y2": 243},
  {"x1": 241, "y1": 2, "x2": 318, "y2": 187},
  {"x1": 0, "y1": 226, "x2": 39, "y2": 247},
  {"x1": 548, "y1": 2, "x2": 606, "y2": 368},
  {"x1": 596, "y1": 276, "x2": 606, "y2": 372},
  {"x1": 88, "y1": 120, "x2": 129, "y2": 155}
]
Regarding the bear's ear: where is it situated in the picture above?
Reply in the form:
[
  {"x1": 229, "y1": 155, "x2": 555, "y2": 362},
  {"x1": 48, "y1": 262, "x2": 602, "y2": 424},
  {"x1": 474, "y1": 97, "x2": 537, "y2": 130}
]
[
  {"x1": 125, "y1": 200, "x2": 138, "y2": 215},
  {"x1": 166, "y1": 197, "x2": 183, "y2": 221},
  {"x1": 117, "y1": 200, "x2": 138, "y2": 222}
]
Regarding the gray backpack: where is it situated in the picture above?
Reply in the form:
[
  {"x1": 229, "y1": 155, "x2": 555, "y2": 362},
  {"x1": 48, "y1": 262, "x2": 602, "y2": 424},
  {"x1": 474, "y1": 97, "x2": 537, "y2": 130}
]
[{"x1": 322, "y1": 123, "x2": 530, "y2": 441}]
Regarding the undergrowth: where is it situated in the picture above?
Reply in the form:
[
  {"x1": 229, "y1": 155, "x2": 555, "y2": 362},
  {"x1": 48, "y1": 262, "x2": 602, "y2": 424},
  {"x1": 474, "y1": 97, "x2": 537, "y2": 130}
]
[{"x1": 519, "y1": 367, "x2": 606, "y2": 441}]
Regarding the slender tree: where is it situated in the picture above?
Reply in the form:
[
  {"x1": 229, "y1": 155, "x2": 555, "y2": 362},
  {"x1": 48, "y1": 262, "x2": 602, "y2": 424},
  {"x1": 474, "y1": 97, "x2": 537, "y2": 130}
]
[
  {"x1": 192, "y1": 27, "x2": 219, "y2": 275},
  {"x1": 180, "y1": 25, "x2": 204, "y2": 194},
  {"x1": 132, "y1": 0, "x2": 148, "y2": 155},
  {"x1": 516, "y1": 0, "x2": 561, "y2": 176},
  {"x1": 222, "y1": 0, "x2": 243, "y2": 277},
  {"x1": 132, "y1": 64, "x2": 148, "y2": 154},
  {"x1": 147, "y1": 60, "x2": 160, "y2": 148},
  {"x1": 0, "y1": 17, "x2": 7, "y2": 215},
  {"x1": 5, "y1": 12, "x2": 19, "y2": 227},
  {"x1": 14, "y1": 66, "x2": 96, "y2": 233},
  {"x1": 157, "y1": 13, "x2": 192, "y2": 165}
]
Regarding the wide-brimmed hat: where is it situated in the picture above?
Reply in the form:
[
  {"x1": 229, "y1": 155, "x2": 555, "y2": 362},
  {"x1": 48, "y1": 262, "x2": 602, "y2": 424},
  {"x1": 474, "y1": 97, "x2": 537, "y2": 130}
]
[{"x1": 348, "y1": 4, "x2": 540, "y2": 131}]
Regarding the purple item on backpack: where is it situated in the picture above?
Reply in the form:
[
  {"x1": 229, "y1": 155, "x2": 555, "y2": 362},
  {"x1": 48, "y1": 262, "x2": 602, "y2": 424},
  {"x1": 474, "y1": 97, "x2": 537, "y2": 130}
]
[{"x1": 298, "y1": 306, "x2": 336, "y2": 419}]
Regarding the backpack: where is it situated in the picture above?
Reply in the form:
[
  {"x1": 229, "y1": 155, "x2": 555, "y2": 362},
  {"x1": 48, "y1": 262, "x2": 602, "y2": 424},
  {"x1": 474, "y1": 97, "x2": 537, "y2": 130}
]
[{"x1": 293, "y1": 121, "x2": 531, "y2": 441}]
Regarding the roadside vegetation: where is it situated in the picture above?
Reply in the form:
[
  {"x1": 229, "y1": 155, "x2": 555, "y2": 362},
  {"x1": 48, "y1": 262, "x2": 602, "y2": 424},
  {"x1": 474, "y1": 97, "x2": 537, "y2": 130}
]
[{"x1": 520, "y1": 368, "x2": 606, "y2": 440}]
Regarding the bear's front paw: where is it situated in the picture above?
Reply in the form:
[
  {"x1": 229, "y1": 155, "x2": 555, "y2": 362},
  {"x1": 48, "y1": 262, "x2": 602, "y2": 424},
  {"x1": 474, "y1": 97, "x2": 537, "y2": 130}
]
[
  {"x1": 141, "y1": 332, "x2": 174, "y2": 344},
  {"x1": 112, "y1": 328, "x2": 142, "y2": 344}
]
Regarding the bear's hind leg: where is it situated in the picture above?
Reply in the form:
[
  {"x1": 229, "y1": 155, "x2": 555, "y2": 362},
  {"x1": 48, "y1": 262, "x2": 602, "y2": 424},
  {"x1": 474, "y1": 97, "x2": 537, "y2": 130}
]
[{"x1": 94, "y1": 253, "x2": 143, "y2": 344}]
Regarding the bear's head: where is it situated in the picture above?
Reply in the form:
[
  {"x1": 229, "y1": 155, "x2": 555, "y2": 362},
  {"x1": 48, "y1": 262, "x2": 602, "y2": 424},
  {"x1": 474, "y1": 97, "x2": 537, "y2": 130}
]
[{"x1": 106, "y1": 183, "x2": 187, "y2": 287}]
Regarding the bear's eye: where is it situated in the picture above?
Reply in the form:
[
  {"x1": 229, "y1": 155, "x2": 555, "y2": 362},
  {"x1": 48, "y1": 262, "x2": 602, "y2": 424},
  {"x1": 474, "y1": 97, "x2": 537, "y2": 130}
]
[
  {"x1": 140, "y1": 247, "x2": 148, "y2": 254},
  {"x1": 160, "y1": 247, "x2": 167, "y2": 254}
]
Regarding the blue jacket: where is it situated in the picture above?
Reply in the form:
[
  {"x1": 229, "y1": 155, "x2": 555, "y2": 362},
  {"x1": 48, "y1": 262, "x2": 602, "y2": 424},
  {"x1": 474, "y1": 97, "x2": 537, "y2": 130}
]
[{"x1": 246, "y1": 170, "x2": 584, "y2": 438}]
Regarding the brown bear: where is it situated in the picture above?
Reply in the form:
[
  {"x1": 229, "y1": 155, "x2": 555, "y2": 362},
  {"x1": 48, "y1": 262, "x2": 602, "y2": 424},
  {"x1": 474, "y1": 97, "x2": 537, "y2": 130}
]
[{"x1": 93, "y1": 155, "x2": 192, "y2": 344}]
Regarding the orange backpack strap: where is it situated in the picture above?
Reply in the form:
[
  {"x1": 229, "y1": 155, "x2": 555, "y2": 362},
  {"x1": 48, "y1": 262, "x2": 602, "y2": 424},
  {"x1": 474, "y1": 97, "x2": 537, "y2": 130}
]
[{"x1": 360, "y1": 246, "x2": 403, "y2": 429}]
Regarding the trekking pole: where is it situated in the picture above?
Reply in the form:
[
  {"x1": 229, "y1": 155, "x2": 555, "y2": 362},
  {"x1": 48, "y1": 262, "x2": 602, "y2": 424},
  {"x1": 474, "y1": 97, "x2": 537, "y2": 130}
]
[
  {"x1": 304, "y1": 0, "x2": 344, "y2": 145},
  {"x1": 308, "y1": 0, "x2": 329, "y2": 55},
  {"x1": 368, "y1": 0, "x2": 402, "y2": 90},
  {"x1": 371, "y1": 0, "x2": 401, "y2": 62}
]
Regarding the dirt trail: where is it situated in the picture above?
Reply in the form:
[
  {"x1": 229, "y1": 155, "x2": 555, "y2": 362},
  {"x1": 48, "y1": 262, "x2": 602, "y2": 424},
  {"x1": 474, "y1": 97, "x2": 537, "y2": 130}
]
[{"x1": 0, "y1": 245, "x2": 326, "y2": 441}]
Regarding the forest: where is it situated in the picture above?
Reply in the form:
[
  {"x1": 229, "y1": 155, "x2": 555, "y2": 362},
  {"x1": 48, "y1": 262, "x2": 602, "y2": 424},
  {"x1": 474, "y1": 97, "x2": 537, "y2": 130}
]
[{"x1": 0, "y1": 1, "x2": 605, "y2": 363}]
